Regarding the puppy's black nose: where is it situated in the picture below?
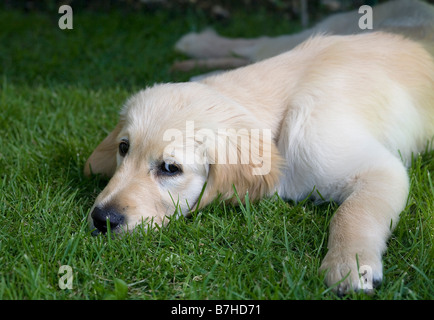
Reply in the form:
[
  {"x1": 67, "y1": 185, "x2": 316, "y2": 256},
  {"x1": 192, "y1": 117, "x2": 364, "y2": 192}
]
[{"x1": 91, "y1": 206, "x2": 124, "y2": 234}]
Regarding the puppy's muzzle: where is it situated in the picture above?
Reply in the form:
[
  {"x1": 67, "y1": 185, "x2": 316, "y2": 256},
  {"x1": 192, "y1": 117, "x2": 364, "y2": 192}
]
[{"x1": 91, "y1": 205, "x2": 124, "y2": 235}]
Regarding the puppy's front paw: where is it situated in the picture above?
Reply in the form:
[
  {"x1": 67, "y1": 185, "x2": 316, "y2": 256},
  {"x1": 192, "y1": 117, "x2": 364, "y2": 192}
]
[{"x1": 319, "y1": 250, "x2": 383, "y2": 296}]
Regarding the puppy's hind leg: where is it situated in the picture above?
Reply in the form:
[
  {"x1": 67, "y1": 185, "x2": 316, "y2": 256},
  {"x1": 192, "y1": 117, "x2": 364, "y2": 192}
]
[{"x1": 319, "y1": 153, "x2": 409, "y2": 295}]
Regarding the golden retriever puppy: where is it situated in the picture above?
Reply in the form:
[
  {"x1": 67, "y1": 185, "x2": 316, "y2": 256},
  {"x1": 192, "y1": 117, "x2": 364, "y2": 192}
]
[{"x1": 85, "y1": 32, "x2": 434, "y2": 295}]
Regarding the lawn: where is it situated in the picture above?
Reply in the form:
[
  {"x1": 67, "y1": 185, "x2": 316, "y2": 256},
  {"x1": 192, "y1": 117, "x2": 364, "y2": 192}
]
[{"x1": 0, "y1": 6, "x2": 432, "y2": 301}]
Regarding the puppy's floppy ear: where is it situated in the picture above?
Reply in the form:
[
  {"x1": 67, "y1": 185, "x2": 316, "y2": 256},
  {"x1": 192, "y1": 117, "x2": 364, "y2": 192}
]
[
  {"x1": 84, "y1": 122, "x2": 123, "y2": 177},
  {"x1": 199, "y1": 129, "x2": 283, "y2": 207}
]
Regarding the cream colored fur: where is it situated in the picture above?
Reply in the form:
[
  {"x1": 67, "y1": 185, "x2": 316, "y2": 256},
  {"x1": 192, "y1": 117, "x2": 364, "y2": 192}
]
[{"x1": 85, "y1": 32, "x2": 434, "y2": 295}]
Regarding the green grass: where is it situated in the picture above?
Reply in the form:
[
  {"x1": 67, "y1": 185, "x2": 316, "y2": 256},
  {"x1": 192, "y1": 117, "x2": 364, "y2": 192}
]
[{"x1": 0, "y1": 8, "x2": 433, "y2": 300}]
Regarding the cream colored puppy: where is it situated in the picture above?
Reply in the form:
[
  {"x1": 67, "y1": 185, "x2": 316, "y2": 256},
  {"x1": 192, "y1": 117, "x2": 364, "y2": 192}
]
[{"x1": 85, "y1": 32, "x2": 434, "y2": 295}]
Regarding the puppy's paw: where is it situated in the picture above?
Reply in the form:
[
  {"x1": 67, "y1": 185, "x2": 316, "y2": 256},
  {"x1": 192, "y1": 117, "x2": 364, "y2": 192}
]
[{"x1": 319, "y1": 250, "x2": 383, "y2": 296}]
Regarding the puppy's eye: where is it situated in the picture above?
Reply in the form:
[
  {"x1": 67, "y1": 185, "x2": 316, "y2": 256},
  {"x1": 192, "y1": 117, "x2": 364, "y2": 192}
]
[
  {"x1": 160, "y1": 162, "x2": 181, "y2": 175},
  {"x1": 119, "y1": 139, "x2": 129, "y2": 157}
]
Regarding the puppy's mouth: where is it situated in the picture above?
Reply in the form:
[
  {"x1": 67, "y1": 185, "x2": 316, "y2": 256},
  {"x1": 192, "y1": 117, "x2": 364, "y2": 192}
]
[{"x1": 90, "y1": 225, "x2": 124, "y2": 236}]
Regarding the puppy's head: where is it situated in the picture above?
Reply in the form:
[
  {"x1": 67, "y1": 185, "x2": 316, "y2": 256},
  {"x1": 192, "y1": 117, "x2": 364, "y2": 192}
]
[{"x1": 84, "y1": 82, "x2": 282, "y2": 234}]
